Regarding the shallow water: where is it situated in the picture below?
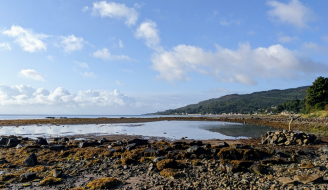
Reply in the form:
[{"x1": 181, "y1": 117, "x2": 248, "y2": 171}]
[
  {"x1": 0, "y1": 114, "x2": 223, "y2": 120},
  {"x1": 0, "y1": 120, "x2": 274, "y2": 140}
]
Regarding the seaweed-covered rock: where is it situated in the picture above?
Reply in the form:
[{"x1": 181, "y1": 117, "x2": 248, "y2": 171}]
[
  {"x1": 186, "y1": 146, "x2": 205, "y2": 154},
  {"x1": 36, "y1": 137, "x2": 48, "y2": 145},
  {"x1": 24, "y1": 153, "x2": 37, "y2": 166},
  {"x1": 128, "y1": 139, "x2": 148, "y2": 146}
]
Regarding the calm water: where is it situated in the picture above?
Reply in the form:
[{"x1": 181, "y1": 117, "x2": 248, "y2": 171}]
[
  {"x1": 0, "y1": 120, "x2": 274, "y2": 140},
  {"x1": 0, "y1": 114, "x2": 224, "y2": 120}
]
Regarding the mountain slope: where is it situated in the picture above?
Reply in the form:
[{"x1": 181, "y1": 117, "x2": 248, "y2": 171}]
[{"x1": 154, "y1": 86, "x2": 308, "y2": 115}]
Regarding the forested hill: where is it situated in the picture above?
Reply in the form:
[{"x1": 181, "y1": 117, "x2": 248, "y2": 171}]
[{"x1": 153, "y1": 86, "x2": 308, "y2": 115}]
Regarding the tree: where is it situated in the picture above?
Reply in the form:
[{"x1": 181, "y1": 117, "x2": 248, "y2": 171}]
[{"x1": 306, "y1": 76, "x2": 328, "y2": 111}]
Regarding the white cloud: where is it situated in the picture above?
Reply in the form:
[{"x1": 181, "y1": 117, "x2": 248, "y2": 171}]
[
  {"x1": 277, "y1": 35, "x2": 299, "y2": 43},
  {"x1": 91, "y1": 1, "x2": 139, "y2": 26},
  {"x1": 0, "y1": 85, "x2": 135, "y2": 110},
  {"x1": 0, "y1": 42, "x2": 11, "y2": 50},
  {"x1": 2, "y1": 25, "x2": 47, "y2": 52},
  {"x1": 83, "y1": 72, "x2": 97, "y2": 78},
  {"x1": 47, "y1": 55, "x2": 54, "y2": 62},
  {"x1": 60, "y1": 35, "x2": 84, "y2": 53},
  {"x1": 247, "y1": 31, "x2": 256, "y2": 36},
  {"x1": 267, "y1": 0, "x2": 314, "y2": 28},
  {"x1": 74, "y1": 61, "x2": 89, "y2": 69},
  {"x1": 82, "y1": 6, "x2": 89, "y2": 12},
  {"x1": 151, "y1": 43, "x2": 328, "y2": 85},
  {"x1": 322, "y1": 35, "x2": 328, "y2": 42},
  {"x1": 19, "y1": 69, "x2": 45, "y2": 81},
  {"x1": 219, "y1": 19, "x2": 241, "y2": 26},
  {"x1": 92, "y1": 48, "x2": 132, "y2": 61},
  {"x1": 302, "y1": 42, "x2": 319, "y2": 50},
  {"x1": 116, "y1": 80, "x2": 124, "y2": 85},
  {"x1": 135, "y1": 20, "x2": 160, "y2": 49},
  {"x1": 118, "y1": 39, "x2": 124, "y2": 48}
]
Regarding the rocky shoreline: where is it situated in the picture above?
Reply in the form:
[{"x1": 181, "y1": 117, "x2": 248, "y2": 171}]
[{"x1": 0, "y1": 130, "x2": 327, "y2": 190}]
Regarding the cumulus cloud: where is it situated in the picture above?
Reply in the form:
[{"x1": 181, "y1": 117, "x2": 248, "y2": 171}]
[
  {"x1": 2, "y1": 25, "x2": 47, "y2": 52},
  {"x1": 60, "y1": 35, "x2": 84, "y2": 53},
  {"x1": 0, "y1": 42, "x2": 11, "y2": 50},
  {"x1": 92, "y1": 48, "x2": 132, "y2": 61},
  {"x1": 151, "y1": 43, "x2": 328, "y2": 85},
  {"x1": 91, "y1": 1, "x2": 138, "y2": 26},
  {"x1": 267, "y1": 0, "x2": 314, "y2": 28},
  {"x1": 0, "y1": 84, "x2": 135, "y2": 108},
  {"x1": 135, "y1": 20, "x2": 160, "y2": 49},
  {"x1": 19, "y1": 69, "x2": 45, "y2": 81}
]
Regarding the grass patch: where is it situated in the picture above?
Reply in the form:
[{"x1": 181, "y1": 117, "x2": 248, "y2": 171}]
[{"x1": 302, "y1": 110, "x2": 328, "y2": 118}]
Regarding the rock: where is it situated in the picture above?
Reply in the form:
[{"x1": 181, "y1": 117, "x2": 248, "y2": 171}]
[
  {"x1": 78, "y1": 142, "x2": 91, "y2": 148},
  {"x1": 231, "y1": 144, "x2": 248, "y2": 149},
  {"x1": 61, "y1": 137, "x2": 69, "y2": 142},
  {"x1": 217, "y1": 142, "x2": 229, "y2": 148},
  {"x1": 322, "y1": 146, "x2": 328, "y2": 153},
  {"x1": 249, "y1": 164, "x2": 268, "y2": 175},
  {"x1": 125, "y1": 143, "x2": 136, "y2": 151},
  {"x1": 0, "y1": 158, "x2": 8, "y2": 164},
  {"x1": 36, "y1": 138, "x2": 48, "y2": 145},
  {"x1": 128, "y1": 139, "x2": 148, "y2": 146},
  {"x1": 50, "y1": 145, "x2": 65, "y2": 151},
  {"x1": 285, "y1": 141, "x2": 291, "y2": 146},
  {"x1": 278, "y1": 177, "x2": 295, "y2": 186},
  {"x1": 20, "y1": 172, "x2": 36, "y2": 180},
  {"x1": 153, "y1": 156, "x2": 166, "y2": 163},
  {"x1": 261, "y1": 139, "x2": 268, "y2": 145},
  {"x1": 16, "y1": 144, "x2": 25, "y2": 149},
  {"x1": 52, "y1": 169, "x2": 62, "y2": 178},
  {"x1": 294, "y1": 174, "x2": 323, "y2": 184},
  {"x1": 7, "y1": 138, "x2": 20, "y2": 147},
  {"x1": 24, "y1": 153, "x2": 37, "y2": 166},
  {"x1": 186, "y1": 146, "x2": 204, "y2": 154},
  {"x1": 0, "y1": 137, "x2": 8, "y2": 145},
  {"x1": 201, "y1": 144, "x2": 211, "y2": 149},
  {"x1": 225, "y1": 163, "x2": 233, "y2": 173}
]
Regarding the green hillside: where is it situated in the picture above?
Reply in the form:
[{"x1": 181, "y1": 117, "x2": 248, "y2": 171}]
[{"x1": 154, "y1": 86, "x2": 308, "y2": 115}]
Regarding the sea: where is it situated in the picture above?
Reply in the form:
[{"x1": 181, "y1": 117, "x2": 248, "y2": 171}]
[{"x1": 0, "y1": 114, "x2": 274, "y2": 140}]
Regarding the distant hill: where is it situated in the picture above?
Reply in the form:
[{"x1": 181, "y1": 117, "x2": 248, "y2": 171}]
[{"x1": 153, "y1": 86, "x2": 308, "y2": 115}]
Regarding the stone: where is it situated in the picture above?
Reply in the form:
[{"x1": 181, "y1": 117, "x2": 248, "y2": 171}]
[
  {"x1": 20, "y1": 172, "x2": 36, "y2": 180},
  {"x1": 285, "y1": 141, "x2": 291, "y2": 146},
  {"x1": 322, "y1": 146, "x2": 328, "y2": 153},
  {"x1": 24, "y1": 153, "x2": 37, "y2": 166},
  {"x1": 217, "y1": 142, "x2": 229, "y2": 148},
  {"x1": 278, "y1": 177, "x2": 295, "y2": 186},
  {"x1": 153, "y1": 156, "x2": 166, "y2": 163},
  {"x1": 225, "y1": 163, "x2": 233, "y2": 173},
  {"x1": 36, "y1": 138, "x2": 48, "y2": 145},
  {"x1": 186, "y1": 145, "x2": 204, "y2": 154},
  {"x1": 0, "y1": 137, "x2": 8, "y2": 145},
  {"x1": 294, "y1": 174, "x2": 323, "y2": 184},
  {"x1": 78, "y1": 142, "x2": 91, "y2": 148},
  {"x1": 261, "y1": 139, "x2": 268, "y2": 145},
  {"x1": 16, "y1": 144, "x2": 25, "y2": 149},
  {"x1": 61, "y1": 137, "x2": 69, "y2": 142},
  {"x1": 128, "y1": 139, "x2": 148, "y2": 146},
  {"x1": 0, "y1": 158, "x2": 8, "y2": 164},
  {"x1": 52, "y1": 169, "x2": 62, "y2": 178},
  {"x1": 50, "y1": 145, "x2": 65, "y2": 151},
  {"x1": 125, "y1": 143, "x2": 136, "y2": 151},
  {"x1": 7, "y1": 138, "x2": 20, "y2": 147}
]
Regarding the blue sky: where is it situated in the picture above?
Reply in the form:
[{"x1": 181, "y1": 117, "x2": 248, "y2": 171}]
[{"x1": 0, "y1": 0, "x2": 327, "y2": 114}]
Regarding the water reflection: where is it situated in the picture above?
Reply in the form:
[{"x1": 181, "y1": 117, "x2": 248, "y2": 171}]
[{"x1": 0, "y1": 120, "x2": 274, "y2": 140}]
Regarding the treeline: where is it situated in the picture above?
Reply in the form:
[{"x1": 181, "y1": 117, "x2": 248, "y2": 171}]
[{"x1": 153, "y1": 86, "x2": 308, "y2": 115}]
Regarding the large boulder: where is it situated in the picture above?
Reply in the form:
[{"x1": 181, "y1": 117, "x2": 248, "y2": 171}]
[
  {"x1": 36, "y1": 137, "x2": 48, "y2": 145},
  {"x1": 128, "y1": 139, "x2": 148, "y2": 146}
]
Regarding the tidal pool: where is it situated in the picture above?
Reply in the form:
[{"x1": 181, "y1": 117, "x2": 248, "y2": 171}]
[{"x1": 0, "y1": 120, "x2": 274, "y2": 140}]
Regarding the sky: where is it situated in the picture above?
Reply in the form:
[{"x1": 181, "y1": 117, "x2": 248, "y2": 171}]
[{"x1": 0, "y1": 0, "x2": 328, "y2": 114}]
